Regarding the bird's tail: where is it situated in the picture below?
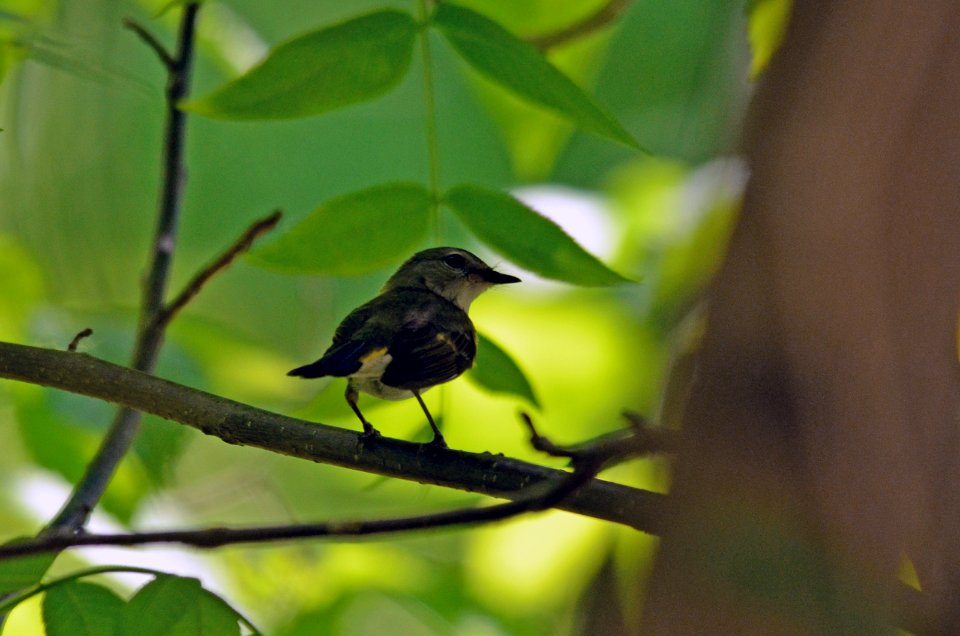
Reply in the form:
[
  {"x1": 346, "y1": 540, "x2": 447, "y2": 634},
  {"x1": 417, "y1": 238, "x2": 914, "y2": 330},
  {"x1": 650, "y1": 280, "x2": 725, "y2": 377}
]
[
  {"x1": 287, "y1": 360, "x2": 329, "y2": 378},
  {"x1": 288, "y1": 341, "x2": 371, "y2": 379}
]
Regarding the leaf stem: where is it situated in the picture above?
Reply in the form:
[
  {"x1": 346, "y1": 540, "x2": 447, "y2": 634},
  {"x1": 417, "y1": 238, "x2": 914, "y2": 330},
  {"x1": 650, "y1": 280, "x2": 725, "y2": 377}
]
[{"x1": 417, "y1": 0, "x2": 442, "y2": 243}]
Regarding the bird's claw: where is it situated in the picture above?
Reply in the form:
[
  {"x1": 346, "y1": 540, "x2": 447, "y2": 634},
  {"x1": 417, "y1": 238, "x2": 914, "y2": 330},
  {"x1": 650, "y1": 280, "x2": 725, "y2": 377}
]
[{"x1": 358, "y1": 425, "x2": 381, "y2": 448}]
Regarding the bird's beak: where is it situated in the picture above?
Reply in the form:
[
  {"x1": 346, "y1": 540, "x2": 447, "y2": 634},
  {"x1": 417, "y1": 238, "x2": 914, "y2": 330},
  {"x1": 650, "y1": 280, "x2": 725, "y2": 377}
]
[{"x1": 480, "y1": 268, "x2": 521, "y2": 284}]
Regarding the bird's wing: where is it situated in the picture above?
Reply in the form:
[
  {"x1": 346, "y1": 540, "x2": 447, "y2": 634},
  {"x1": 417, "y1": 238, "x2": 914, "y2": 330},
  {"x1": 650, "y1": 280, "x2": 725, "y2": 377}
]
[
  {"x1": 330, "y1": 304, "x2": 374, "y2": 346},
  {"x1": 380, "y1": 318, "x2": 476, "y2": 390},
  {"x1": 287, "y1": 305, "x2": 384, "y2": 378}
]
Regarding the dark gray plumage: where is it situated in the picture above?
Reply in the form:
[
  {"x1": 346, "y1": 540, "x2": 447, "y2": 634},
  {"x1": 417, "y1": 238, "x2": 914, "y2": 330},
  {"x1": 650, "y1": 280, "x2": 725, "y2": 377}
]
[{"x1": 289, "y1": 247, "x2": 519, "y2": 447}]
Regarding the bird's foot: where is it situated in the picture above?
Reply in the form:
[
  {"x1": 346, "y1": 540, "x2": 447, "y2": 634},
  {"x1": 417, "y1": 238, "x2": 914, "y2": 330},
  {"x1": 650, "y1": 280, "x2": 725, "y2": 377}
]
[{"x1": 358, "y1": 423, "x2": 381, "y2": 447}]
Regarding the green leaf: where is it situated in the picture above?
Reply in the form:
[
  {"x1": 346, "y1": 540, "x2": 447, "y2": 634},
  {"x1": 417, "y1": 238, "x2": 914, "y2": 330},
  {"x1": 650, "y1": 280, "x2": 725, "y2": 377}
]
[
  {"x1": 746, "y1": 0, "x2": 792, "y2": 79},
  {"x1": 468, "y1": 332, "x2": 539, "y2": 407},
  {"x1": 444, "y1": 184, "x2": 631, "y2": 286},
  {"x1": 0, "y1": 233, "x2": 45, "y2": 340},
  {"x1": 182, "y1": 10, "x2": 418, "y2": 120},
  {"x1": 116, "y1": 575, "x2": 242, "y2": 636},
  {"x1": 249, "y1": 183, "x2": 431, "y2": 276},
  {"x1": 43, "y1": 581, "x2": 125, "y2": 636},
  {"x1": 0, "y1": 537, "x2": 56, "y2": 596},
  {"x1": 431, "y1": 3, "x2": 639, "y2": 149}
]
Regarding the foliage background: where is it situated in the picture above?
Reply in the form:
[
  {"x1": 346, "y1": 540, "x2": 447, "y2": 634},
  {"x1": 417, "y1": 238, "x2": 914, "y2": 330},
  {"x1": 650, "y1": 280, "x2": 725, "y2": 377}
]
[{"x1": 0, "y1": 0, "x2": 752, "y2": 633}]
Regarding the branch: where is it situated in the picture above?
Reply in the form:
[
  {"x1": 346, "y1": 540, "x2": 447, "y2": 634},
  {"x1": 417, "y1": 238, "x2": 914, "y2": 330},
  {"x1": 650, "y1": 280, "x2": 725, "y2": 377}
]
[
  {"x1": 0, "y1": 341, "x2": 667, "y2": 534},
  {"x1": 0, "y1": 343, "x2": 934, "y2": 633},
  {"x1": 46, "y1": 3, "x2": 202, "y2": 534},
  {"x1": 0, "y1": 445, "x2": 610, "y2": 559},
  {"x1": 153, "y1": 210, "x2": 282, "y2": 330},
  {"x1": 122, "y1": 17, "x2": 174, "y2": 68},
  {"x1": 66, "y1": 328, "x2": 93, "y2": 353},
  {"x1": 521, "y1": 411, "x2": 680, "y2": 461},
  {"x1": 527, "y1": 0, "x2": 632, "y2": 51}
]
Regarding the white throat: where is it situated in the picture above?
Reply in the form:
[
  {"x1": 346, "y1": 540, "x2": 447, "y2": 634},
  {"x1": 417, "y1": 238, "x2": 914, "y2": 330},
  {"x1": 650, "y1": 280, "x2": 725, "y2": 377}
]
[
  {"x1": 451, "y1": 283, "x2": 490, "y2": 312},
  {"x1": 426, "y1": 278, "x2": 490, "y2": 312}
]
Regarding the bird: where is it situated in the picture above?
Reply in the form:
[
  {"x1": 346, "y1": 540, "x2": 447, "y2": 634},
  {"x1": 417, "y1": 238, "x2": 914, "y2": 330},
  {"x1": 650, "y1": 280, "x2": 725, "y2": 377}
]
[{"x1": 288, "y1": 247, "x2": 520, "y2": 447}]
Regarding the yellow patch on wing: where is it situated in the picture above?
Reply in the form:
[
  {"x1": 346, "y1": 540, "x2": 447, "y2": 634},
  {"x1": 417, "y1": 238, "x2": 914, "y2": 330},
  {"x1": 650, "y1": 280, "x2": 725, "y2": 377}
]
[{"x1": 360, "y1": 347, "x2": 389, "y2": 363}]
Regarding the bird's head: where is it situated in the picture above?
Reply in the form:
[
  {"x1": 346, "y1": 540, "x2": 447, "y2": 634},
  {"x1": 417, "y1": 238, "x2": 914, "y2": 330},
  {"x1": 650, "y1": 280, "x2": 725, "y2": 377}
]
[{"x1": 384, "y1": 247, "x2": 520, "y2": 311}]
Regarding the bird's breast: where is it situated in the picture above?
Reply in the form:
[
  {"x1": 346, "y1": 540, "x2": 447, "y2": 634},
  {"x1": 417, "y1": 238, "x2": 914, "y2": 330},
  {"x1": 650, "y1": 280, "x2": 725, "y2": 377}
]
[{"x1": 352, "y1": 377, "x2": 416, "y2": 401}]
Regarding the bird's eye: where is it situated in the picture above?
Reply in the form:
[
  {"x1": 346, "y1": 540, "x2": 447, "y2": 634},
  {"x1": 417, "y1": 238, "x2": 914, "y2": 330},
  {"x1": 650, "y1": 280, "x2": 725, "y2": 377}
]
[{"x1": 442, "y1": 253, "x2": 467, "y2": 270}]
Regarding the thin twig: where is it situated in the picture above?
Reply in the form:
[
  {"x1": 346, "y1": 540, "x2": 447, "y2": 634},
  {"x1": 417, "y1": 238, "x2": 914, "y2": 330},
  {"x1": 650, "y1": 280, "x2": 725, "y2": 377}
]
[
  {"x1": 520, "y1": 411, "x2": 680, "y2": 463},
  {"x1": 45, "y1": 3, "x2": 202, "y2": 535},
  {"x1": 66, "y1": 328, "x2": 93, "y2": 352},
  {"x1": 621, "y1": 409, "x2": 646, "y2": 430},
  {"x1": 526, "y1": 0, "x2": 632, "y2": 51},
  {"x1": 122, "y1": 17, "x2": 174, "y2": 68},
  {"x1": 0, "y1": 452, "x2": 608, "y2": 560},
  {"x1": 139, "y1": 3, "x2": 200, "y2": 332},
  {"x1": 153, "y1": 210, "x2": 282, "y2": 330}
]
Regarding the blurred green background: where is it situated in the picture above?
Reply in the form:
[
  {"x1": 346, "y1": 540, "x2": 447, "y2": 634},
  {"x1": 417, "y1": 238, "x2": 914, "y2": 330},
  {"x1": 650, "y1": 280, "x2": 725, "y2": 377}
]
[{"x1": 0, "y1": 0, "x2": 752, "y2": 633}]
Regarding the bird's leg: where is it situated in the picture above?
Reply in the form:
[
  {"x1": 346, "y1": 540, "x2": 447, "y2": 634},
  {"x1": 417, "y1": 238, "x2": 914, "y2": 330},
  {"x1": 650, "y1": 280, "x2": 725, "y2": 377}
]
[
  {"x1": 345, "y1": 384, "x2": 379, "y2": 440},
  {"x1": 412, "y1": 389, "x2": 447, "y2": 448}
]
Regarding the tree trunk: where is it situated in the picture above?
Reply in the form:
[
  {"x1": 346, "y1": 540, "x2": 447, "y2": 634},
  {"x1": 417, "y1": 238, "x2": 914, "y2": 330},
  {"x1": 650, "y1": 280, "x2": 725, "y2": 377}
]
[{"x1": 640, "y1": 1, "x2": 960, "y2": 632}]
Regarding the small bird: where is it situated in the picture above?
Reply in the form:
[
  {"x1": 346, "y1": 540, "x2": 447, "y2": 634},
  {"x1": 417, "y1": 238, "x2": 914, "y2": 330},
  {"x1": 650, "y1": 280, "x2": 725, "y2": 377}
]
[{"x1": 288, "y1": 247, "x2": 520, "y2": 447}]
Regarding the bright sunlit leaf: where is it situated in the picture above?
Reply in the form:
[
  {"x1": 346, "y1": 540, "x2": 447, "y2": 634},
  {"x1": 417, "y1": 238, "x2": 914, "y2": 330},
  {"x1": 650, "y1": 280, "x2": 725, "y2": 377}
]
[
  {"x1": 746, "y1": 0, "x2": 792, "y2": 79},
  {"x1": 2, "y1": 593, "x2": 43, "y2": 636},
  {"x1": 43, "y1": 581, "x2": 125, "y2": 636},
  {"x1": 468, "y1": 331, "x2": 539, "y2": 407},
  {"x1": 0, "y1": 538, "x2": 55, "y2": 596},
  {"x1": 466, "y1": 512, "x2": 610, "y2": 613},
  {"x1": 250, "y1": 183, "x2": 431, "y2": 276},
  {"x1": 431, "y1": 3, "x2": 639, "y2": 149},
  {"x1": 898, "y1": 554, "x2": 921, "y2": 591},
  {"x1": 0, "y1": 233, "x2": 45, "y2": 340},
  {"x1": 116, "y1": 575, "x2": 242, "y2": 636},
  {"x1": 444, "y1": 184, "x2": 631, "y2": 286},
  {"x1": 182, "y1": 10, "x2": 418, "y2": 120}
]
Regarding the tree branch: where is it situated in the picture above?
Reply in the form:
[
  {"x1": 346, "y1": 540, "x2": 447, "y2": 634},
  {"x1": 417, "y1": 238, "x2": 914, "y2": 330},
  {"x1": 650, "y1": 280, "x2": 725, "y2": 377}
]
[
  {"x1": 0, "y1": 342, "x2": 934, "y2": 632},
  {"x1": 0, "y1": 341, "x2": 667, "y2": 534},
  {"x1": 521, "y1": 411, "x2": 680, "y2": 460},
  {"x1": 0, "y1": 438, "x2": 614, "y2": 559},
  {"x1": 527, "y1": 0, "x2": 632, "y2": 51},
  {"x1": 45, "y1": 4, "x2": 202, "y2": 535},
  {"x1": 122, "y1": 17, "x2": 174, "y2": 69},
  {"x1": 153, "y1": 210, "x2": 282, "y2": 330}
]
